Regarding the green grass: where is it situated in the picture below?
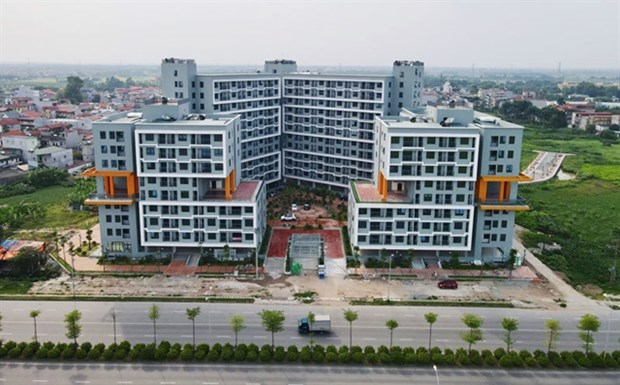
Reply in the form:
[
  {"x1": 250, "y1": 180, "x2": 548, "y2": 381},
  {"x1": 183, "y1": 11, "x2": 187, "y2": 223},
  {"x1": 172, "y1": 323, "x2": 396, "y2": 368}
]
[
  {"x1": 0, "y1": 185, "x2": 97, "y2": 232},
  {"x1": 0, "y1": 278, "x2": 34, "y2": 294}
]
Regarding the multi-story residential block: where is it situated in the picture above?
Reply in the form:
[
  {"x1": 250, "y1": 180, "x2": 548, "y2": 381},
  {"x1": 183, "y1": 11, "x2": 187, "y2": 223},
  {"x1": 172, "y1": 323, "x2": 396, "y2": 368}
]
[
  {"x1": 84, "y1": 100, "x2": 266, "y2": 257},
  {"x1": 160, "y1": 58, "x2": 423, "y2": 190},
  {"x1": 347, "y1": 105, "x2": 529, "y2": 262}
]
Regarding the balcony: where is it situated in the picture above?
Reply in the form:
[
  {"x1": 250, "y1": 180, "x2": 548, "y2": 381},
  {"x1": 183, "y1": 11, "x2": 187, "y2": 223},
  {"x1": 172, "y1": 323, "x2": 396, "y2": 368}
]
[
  {"x1": 84, "y1": 192, "x2": 137, "y2": 206},
  {"x1": 477, "y1": 196, "x2": 529, "y2": 211}
]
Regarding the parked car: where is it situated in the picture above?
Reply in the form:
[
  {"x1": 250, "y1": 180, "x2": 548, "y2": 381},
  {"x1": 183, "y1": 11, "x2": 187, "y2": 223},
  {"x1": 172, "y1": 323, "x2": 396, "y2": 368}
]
[
  {"x1": 438, "y1": 279, "x2": 458, "y2": 289},
  {"x1": 280, "y1": 213, "x2": 297, "y2": 221},
  {"x1": 291, "y1": 203, "x2": 298, "y2": 211},
  {"x1": 304, "y1": 203, "x2": 310, "y2": 210}
]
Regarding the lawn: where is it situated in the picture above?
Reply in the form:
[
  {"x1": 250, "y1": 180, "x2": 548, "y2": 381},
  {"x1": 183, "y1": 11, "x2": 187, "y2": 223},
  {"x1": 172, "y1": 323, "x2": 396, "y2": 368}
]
[
  {"x1": 517, "y1": 125, "x2": 620, "y2": 290},
  {"x1": 0, "y1": 278, "x2": 33, "y2": 294},
  {"x1": 0, "y1": 185, "x2": 97, "y2": 233}
]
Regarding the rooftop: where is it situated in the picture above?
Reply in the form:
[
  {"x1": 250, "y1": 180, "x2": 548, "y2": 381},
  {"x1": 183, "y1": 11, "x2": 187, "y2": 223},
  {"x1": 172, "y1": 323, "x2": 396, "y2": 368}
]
[{"x1": 351, "y1": 180, "x2": 410, "y2": 204}]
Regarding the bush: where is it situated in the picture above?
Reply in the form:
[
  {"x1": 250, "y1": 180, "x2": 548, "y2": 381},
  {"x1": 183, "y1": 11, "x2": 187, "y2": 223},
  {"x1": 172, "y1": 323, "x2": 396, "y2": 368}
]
[
  {"x1": 259, "y1": 349, "x2": 272, "y2": 362},
  {"x1": 197, "y1": 343, "x2": 209, "y2": 354},
  {"x1": 366, "y1": 352, "x2": 378, "y2": 364},
  {"x1": 35, "y1": 347, "x2": 48, "y2": 359},
  {"x1": 338, "y1": 351, "x2": 350, "y2": 363},
  {"x1": 207, "y1": 349, "x2": 220, "y2": 362},
  {"x1": 119, "y1": 341, "x2": 131, "y2": 352},
  {"x1": 114, "y1": 349, "x2": 127, "y2": 361},
  {"x1": 47, "y1": 348, "x2": 61, "y2": 359},
  {"x1": 286, "y1": 346, "x2": 298, "y2": 362},
  {"x1": 326, "y1": 345, "x2": 338, "y2": 354},
  {"x1": 220, "y1": 347, "x2": 234, "y2": 362},
  {"x1": 443, "y1": 354, "x2": 457, "y2": 366},
  {"x1": 405, "y1": 353, "x2": 417, "y2": 365},
  {"x1": 524, "y1": 356, "x2": 538, "y2": 367},
  {"x1": 536, "y1": 356, "x2": 550, "y2": 367},
  {"x1": 519, "y1": 349, "x2": 532, "y2": 360},
  {"x1": 364, "y1": 346, "x2": 376, "y2": 355},
  {"x1": 338, "y1": 346, "x2": 349, "y2": 355},
  {"x1": 8, "y1": 347, "x2": 22, "y2": 359},
  {"x1": 480, "y1": 349, "x2": 493, "y2": 359},
  {"x1": 485, "y1": 355, "x2": 498, "y2": 366},
  {"x1": 350, "y1": 345, "x2": 363, "y2": 354},
  {"x1": 457, "y1": 354, "x2": 470, "y2": 366},
  {"x1": 551, "y1": 355, "x2": 565, "y2": 368},
  {"x1": 274, "y1": 347, "x2": 286, "y2": 362},
  {"x1": 246, "y1": 350, "x2": 258, "y2": 362},
  {"x1": 166, "y1": 349, "x2": 179, "y2": 360},
  {"x1": 351, "y1": 351, "x2": 364, "y2": 364},
  {"x1": 533, "y1": 349, "x2": 546, "y2": 359},
  {"x1": 43, "y1": 342, "x2": 55, "y2": 350},
  {"x1": 326, "y1": 351, "x2": 338, "y2": 363},
  {"x1": 102, "y1": 348, "x2": 115, "y2": 361},
  {"x1": 577, "y1": 356, "x2": 592, "y2": 368},
  {"x1": 61, "y1": 346, "x2": 76, "y2": 360},
  {"x1": 80, "y1": 342, "x2": 92, "y2": 353},
  {"x1": 75, "y1": 349, "x2": 88, "y2": 360},
  {"x1": 313, "y1": 351, "x2": 325, "y2": 363},
  {"x1": 494, "y1": 347, "x2": 506, "y2": 360},
  {"x1": 417, "y1": 352, "x2": 431, "y2": 364},
  {"x1": 300, "y1": 347, "x2": 312, "y2": 363},
  {"x1": 604, "y1": 354, "x2": 618, "y2": 368},
  {"x1": 87, "y1": 349, "x2": 102, "y2": 360}
]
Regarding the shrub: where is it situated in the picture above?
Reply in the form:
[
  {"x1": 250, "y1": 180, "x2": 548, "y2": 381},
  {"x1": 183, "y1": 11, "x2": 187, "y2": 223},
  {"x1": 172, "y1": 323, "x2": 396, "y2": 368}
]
[
  {"x1": 444, "y1": 354, "x2": 457, "y2": 366},
  {"x1": 604, "y1": 354, "x2": 618, "y2": 368},
  {"x1": 493, "y1": 347, "x2": 506, "y2": 360},
  {"x1": 87, "y1": 349, "x2": 101, "y2": 360},
  {"x1": 114, "y1": 349, "x2": 127, "y2": 361},
  {"x1": 518, "y1": 350, "x2": 532, "y2": 360},
  {"x1": 533, "y1": 349, "x2": 546, "y2": 359},
  {"x1": 194, "y1": 349, "x2": 206, "y2": 361},
  {"x1": 220, "y1": 347, "x2": 234, "y2": 362},
  {"x1": 119, "y1": 341, "x2": 131, "y2": 352},
  {"x1": 246, "y1": 350, "x2": 257, "y2": 362},
  {"x1": 364, "y1": 346, "x2": 376, "y2": 355},
  {"x1": 47, "y1": 348, "x2": 61, "y2": 359},
  {"x1": 35, "y1": 347, "x2": 48, "y2": 359},
  {"x1": 338, "y1": 351, "x2": 350, "y2": 363},
  {"x1": 167, "y1": 349, "x2": 179, "y2": 360},
  {"x1": 179, "y1": 348, "x2": 193, "y2": 362},
  {"x1": 196, "y1": 343, "x2": 209, "y2": 353},
  {"x1": 457, "y1": 354, "x2": 470, "y2": 366},
  {"x1": 379, "y1": 352, "x2": 391, "y2": 364},
  {"x1": 577, "y1": 356, "x2": 592, "y2": 368},
  {"x1": 338, "y1": 346, "x2": 349, "y2": 355},
  {"x1": 22, "y1": 344, "x2": 39, "y2": 359},
  {"x1": 480, "y1": 349, "x2": 493, "y2": 359},
  {"x1": 102, "y1": 348, "x2": 115, "y2": 361},
  {"x1": 313, "y1": 351, "x2": 325, "y2": 363},
  {"x1": 61, "y1": 346, "x2": 76, "y2": 360},
  {"x1": 259, "y1": 349, "x2": 271, "y2": 362},
  {"x1": 589, "y1": 353, "x2": 604, "y2": 369},
  {"x1": 524, "y1": 356, "x2": 537, "y2": 367},
  {"x1": 537, "y1": 355, "x2": 550, "y2": 367},
  {"x1": 8, "y1": 347, "x2": 22, "y2": 359},
  {"x1": 366, "y1": 352, "x2": 378, "y2": 364},
  {"x1": 571, "y1": 350, "x2": 585, "y2": 361},
  {"x1": 274, "y1": 347, "x2": 286, "y2": 362},
  {"x1": 80, "y1": 342, "x2": 92, "y2": 353},
  {"x1": 300, "y1": 347, "x2": 312, "y2": 363},
  {"x1": 499, "y1": 355, "x2": 513, "y2": 368},
  {"x1": 612, "y1": 350, "x2": 620, "y2": 361},
  {"x1": 212, "y1": 343, "x2": 223, "y2": 354},
  {"x1": 43, "y1": 342, "x2": 55, "y2": 350},
  {"x1": 313, "y1": 344, "x2": 325, "y2": 355},
  {"x1": 350, "y1": 345, "x2": 363, "y2": 354},
  {"x1": 326, "y1": 351, "x2": 338, "y2": 363},
  {"x1": 404, "y1": 353, "x2": 417, "y2": 365},
  {"x1": 551, "y1": 355, "x2": 565, "y2": 368},
  {"x1": 3, "y1": 342, "x2": 17, "y2": 351},
  {"x1": 207, "y1": 349, "x2": 220, "y2": 362},
  {"x1": 417, "y1": 352, "x2": 431, "y2": 364},
  {"x1": 326, "y1": 345, "x2": 338, "y2": 354},
  {"x1": 75, "y1": 349, "x2": 87, "y2": 360},
  {"x1": 415, "y1": 346, "x2": 427, "y2": 355},
  {"x1": 485, "y1": 355, "x2": 497, "y2": 366},
  {"x1": 351, "y1": 351, "x2": 364, "y2": 364}
]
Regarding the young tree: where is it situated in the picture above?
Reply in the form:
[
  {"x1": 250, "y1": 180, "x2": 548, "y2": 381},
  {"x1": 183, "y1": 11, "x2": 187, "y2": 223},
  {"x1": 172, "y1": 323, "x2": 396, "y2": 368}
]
[
  {"x1": 343, "y1": 308, "x2": 358, "y2": 351},
  {"x1": 65, "y1": 309, "x2": 82, "y2": 345},
  {"x1": 258, "y1": 310, "x2": 285, "y2": 352},
  {"x1": 460, "y1": 313, "x2": 484, "y2": 355},
  {"x1": 424, "y1": 312, "x2": 438, "y2": 354},
  {"x1": 578, "y1": 313, "x2": 601, "y2": 355},
  {"x1": 545, "y1": 319, "x2": 561, "y2": 354},
  {"x1": 30, "y1": 310, "x2": 41, "y2": 343},
  {"x1": 148, "y1": 304, "x2": 160, "y2": 345},
  {"x1": 501, "y1": 317, "x2": 519, "y2": 352},
  {"x1": 186, "y1": 307, "x2": 201, "y2": 349},
  {"x1": 385, "y1": 319, "x2": 399, "y2": 351},
  {"x1": 86, "y1": 228, "x2": 93, "y2": 249},
  {"x1": 230, "y1": 315, "x2": 246, "y2": 347},
  {"x1": 307, "y1": 311, "x2": 316, "y2": 347},
  {"x1": 507, "y1": 249, "x2": 518, "y2": 277},
  {"x1": 112, "y1": 309, "x2": 117, "y2": 345}
]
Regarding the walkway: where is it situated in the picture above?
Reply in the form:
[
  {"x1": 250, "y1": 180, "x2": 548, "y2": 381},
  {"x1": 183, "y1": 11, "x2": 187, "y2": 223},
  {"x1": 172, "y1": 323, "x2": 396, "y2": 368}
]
[{"x1": 522, "y1": 151, "x2": 570, "y2": 184}]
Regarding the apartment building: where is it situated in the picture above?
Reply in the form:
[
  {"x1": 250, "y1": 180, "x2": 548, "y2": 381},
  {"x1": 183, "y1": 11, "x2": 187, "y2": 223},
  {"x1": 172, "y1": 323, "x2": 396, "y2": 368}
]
[
  {"x1": 160, "y1": 58, "x2": 423, "y2": 190},
  {"x1": 347, "y1": 105, "x2": 529, "y2": 262},
  {"x1": 84, "y1": 100, "x2": 266, "y2": 257}
]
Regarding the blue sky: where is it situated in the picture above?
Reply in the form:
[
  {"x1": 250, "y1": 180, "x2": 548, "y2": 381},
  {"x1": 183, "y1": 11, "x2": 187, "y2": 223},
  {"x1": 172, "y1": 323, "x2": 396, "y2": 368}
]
[{"x1": 1, "y1": 0, "x2": 618, "y2": 69}]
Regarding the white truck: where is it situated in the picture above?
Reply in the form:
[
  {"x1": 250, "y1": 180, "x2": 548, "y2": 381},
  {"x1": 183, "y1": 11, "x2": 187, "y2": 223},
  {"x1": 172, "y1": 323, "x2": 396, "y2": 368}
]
[{"x1": 298, "y1": 314, "x2": 331, "y2": 334}]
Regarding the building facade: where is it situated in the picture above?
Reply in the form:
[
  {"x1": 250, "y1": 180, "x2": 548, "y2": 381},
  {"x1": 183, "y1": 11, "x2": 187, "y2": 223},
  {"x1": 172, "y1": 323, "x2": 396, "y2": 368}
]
[
  {"x1": 160, "y1": 58, "x2": 423, "y2": 190},
  {"x1": 347, "y1": 105, "x2": 529, "y2": 262},
  {"x1": 84, "y1": 100, "x2": 266, "y2": 257}
]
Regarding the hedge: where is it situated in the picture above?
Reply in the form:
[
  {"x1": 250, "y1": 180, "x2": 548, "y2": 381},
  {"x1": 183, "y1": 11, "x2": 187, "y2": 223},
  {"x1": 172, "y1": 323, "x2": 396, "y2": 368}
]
[{"x1": 1, "y1": 340, "x2": 620, "y2": 369}]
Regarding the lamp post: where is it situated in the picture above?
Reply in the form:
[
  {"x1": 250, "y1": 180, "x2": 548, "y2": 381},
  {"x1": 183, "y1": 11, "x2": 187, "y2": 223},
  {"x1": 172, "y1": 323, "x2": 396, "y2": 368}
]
[
  {"x1": 603, "y1": 293, "x2": 613, "y2": 359},
  {"x1": 112, "y1": 307, "x2": 117, "y2": 345},
  {"x1": 387, "y1": 253, "x2": 393, "y2": 302},
  {"x1": 433, "y1": 364, "x2": 440, "y2": 385}
]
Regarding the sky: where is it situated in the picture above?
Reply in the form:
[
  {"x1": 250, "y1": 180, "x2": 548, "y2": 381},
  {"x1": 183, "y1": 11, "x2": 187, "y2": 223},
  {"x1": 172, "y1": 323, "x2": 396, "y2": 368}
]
[{"x1": 1, "y1": 0, "x2": 619, "y2": 69}]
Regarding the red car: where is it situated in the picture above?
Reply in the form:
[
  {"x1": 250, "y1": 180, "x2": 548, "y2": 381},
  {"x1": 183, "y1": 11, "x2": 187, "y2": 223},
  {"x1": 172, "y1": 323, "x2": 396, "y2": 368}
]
[{"x1": 438, "y1": 280, "x2": 458, "y2": 289}]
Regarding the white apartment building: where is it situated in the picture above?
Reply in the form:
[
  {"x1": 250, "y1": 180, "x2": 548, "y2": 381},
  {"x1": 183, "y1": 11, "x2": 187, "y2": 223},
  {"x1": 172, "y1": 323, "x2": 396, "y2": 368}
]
[
  {"x1": 160, "y1": 58, "x2": 423, "y2": 190},
  {"x1": 84, "y1": 100, "x2": 266, "y2": 257},
  {"x1": 348, "y1": 105, "x2": 529, "y2": 262}
]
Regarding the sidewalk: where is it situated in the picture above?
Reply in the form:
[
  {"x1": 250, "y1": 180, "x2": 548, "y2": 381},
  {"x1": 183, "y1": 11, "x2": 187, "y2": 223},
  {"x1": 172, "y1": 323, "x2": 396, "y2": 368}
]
[{"x1": 513, "y1": 225, "x2": 602, "y2": 311}]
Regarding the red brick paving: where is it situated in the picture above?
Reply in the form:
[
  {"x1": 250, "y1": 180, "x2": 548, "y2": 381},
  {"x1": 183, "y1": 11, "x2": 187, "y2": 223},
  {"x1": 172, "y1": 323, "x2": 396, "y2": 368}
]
[{"x1": 267, "y1": 228, "x2": 344, "y2": 258}]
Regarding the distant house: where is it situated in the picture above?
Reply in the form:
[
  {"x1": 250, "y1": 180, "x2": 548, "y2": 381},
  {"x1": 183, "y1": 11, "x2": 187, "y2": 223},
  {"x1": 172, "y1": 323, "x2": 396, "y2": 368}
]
[
  {"x1": 32, "y1": 146, "x2": 73, "y2": 169},
  {"x1": 0, "y1": 118, "x2": 21, "y2": 132},
  {"x1": 0, "y1": 130, "x2": 39, "y2": 163}
]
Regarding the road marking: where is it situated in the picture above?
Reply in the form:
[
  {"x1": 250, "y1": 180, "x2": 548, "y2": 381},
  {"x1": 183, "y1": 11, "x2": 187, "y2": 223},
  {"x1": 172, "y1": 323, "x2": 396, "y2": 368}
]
[
  {"x1": 117, "y1": 382, "x2": 133, "y2": 384},
  {"x1": 216, "y1": 335, "x2": 231, "y2": 338},
  {"x1": 362, "y1": 338, "x2": 376, "y2": 341},
  {"x1": 436, "y1": 339, "x2": 450, "y2": 342},
  {"x1": 74, "y1": 381, "x2": 91, "y2": 384},
  {"x1": 289, "y1": 336, "x2": 302, "y2": 340},
  {"x1": 160, "y1": 382, "x2": 176, "y2": 385},
  {"x1": 327, "y1": 337, "x2": 339, "y2": 340},
  {"x1": 33, "y1": 381, "x2": 48, "y2": 383},
  {"x1": 203, "y1": 383, "x2": 219, "y2": 385},
  {"x1": 180, "y1": 335, "x2": 193, "y2": 338},
  {"x1": 253, "y1": 336, "x2": 267, "y2": 339},
  {"x1": 398, "y1": 338, "x2": 413, "y2": 341},
  {"x1": 0, "y1": 379, "x2": 6, "y2": 382}
]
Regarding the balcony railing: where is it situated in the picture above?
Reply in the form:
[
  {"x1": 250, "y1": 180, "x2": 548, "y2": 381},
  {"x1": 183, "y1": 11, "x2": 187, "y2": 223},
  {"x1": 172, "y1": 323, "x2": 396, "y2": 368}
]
[{"x1": 477, "y1": 196, "x2": 529, "y2": 210}]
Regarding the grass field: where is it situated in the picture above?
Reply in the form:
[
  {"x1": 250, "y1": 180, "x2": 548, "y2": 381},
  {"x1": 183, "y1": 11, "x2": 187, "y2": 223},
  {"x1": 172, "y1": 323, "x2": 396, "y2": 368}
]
[
  {"x1": 518, "y1": 125, "x2": 620, "y2": 289},
  {"x1": 0, "y1": 185, "x2": 97, "y2": 233},
  {"x1": 0, "y1": 278, "x2": 33, "y2": 294}
]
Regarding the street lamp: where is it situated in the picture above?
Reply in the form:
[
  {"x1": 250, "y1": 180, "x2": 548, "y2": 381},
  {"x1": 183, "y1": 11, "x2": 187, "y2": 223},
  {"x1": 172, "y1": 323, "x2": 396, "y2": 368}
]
[
  {"x1": 433, "y1": 364, "x2": 440, "y2": 385},
  {"x1": 387, "y1": 253, "x2": 393, "y2": 302},
  {"x1": 603, "y1": 293, "x2": 613, "y2": 359}
]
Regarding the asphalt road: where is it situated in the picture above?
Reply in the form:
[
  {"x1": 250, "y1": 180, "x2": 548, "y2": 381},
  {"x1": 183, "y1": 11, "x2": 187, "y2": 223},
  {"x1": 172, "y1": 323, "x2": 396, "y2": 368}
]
[
  {"x1": 0, "y1": 362, "x2": 618, "y2": 385},
  {"x1": 1, "y1": 301, "x2": 619, "y2": 353}
]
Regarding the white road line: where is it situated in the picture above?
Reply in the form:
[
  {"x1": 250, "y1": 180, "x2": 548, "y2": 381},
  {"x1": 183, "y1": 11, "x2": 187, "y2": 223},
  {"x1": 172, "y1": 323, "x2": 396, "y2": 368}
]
[
  {"x1": 203, "y1": 383, "x2": 219, "y2": 385},
  {"x1": 436, "y1": 339, "x2": 450, "y2": 342},
  {"x1": 0, "y1": 379, "x2": 6, "y2": 382},
  {"x1": 117, "y1": 382, "x2": 133, "y2": 384},
  {"x1": 362, "y1": 338, "x2": 376, "y2": 341},
  {"x1": 74, "y1": 381, "x2": 91, "y2": 384},
  {"x1": 216, "y1": 335, "x2": 231, "y2": 338},
  {"x1": 33, "y1": 381, "x2": 48, "y2": 383},
  {"x1": 398, "y1": 338, "x2": 413, "y2": 341},
  {"x1": 253, "y1": 336, "x2": 267, "y2": 339},
  {"x1": 160, "y1": 382, "x2": 176, "y2": 385},
  {"x1": 179, "y1": 335, "x2": 193, "y2": 338},
  {"x1": 289, "y1": 336, "x2": 303, "y2": 340},
  {"x1": 326, "y1": 337, "x2": 339, "y2": 340}
]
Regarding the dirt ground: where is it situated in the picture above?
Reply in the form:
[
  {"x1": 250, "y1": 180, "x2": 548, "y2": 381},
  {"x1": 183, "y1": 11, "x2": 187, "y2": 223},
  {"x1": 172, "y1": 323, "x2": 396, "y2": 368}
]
[{"x1": 29, "y1": 270, "x2": 561, "y2": 309}]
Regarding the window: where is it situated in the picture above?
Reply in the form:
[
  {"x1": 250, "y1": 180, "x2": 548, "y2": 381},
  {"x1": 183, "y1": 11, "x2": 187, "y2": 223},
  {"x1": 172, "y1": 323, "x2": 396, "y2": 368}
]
[
  {"x1": 509, "y1": 136, "x2": 515, "y2": 144},
  {"x1": 399, "y1": 82, "x2": 404, "y2": 88},
  {"x1": 100, "y1": 145, "x2": 108, "y2": 153},
  {"x1": 199, "y1": 81, "x2": 204, "y2": 87},
  {"x1": 99, "y1": 131, "x2": 106, "y2": 139}
]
